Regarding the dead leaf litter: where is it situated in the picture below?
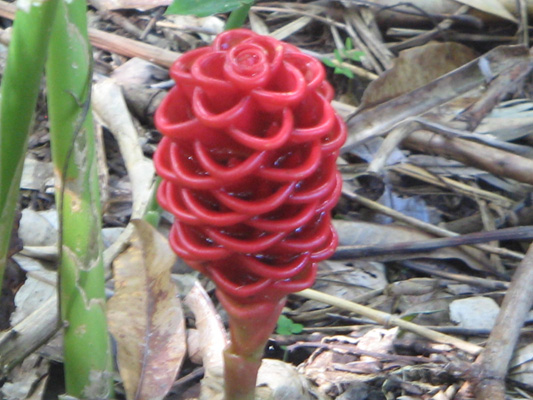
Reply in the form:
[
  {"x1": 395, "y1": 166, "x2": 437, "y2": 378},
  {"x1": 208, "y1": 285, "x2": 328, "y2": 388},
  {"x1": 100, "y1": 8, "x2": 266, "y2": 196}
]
[{"x1": 1, "y1": 1, "x2": 533, "y2": 399}]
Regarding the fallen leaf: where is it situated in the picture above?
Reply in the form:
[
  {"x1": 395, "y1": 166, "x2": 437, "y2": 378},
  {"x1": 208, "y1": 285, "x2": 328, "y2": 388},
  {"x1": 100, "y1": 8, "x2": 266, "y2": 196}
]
[
  {"x1": 10, "y1": 256, "x2": 56, "y2": 326},
  {"x1": 454, "y1": 0, "x2": 517, "y2": 22},
  {"x1": 20, "y1": 158, "x2": 54, "y2": 191},
  {"x1": 184, "y1": 281, "x2": 227, "y2": 400},
  {"x1": 360, "y1": 42, "x2": 478, "y2": 110},
  {"x1": 107, "y1": 219, "x2": 186, "y2": 400},
  {"x1": 510, "y1": 342, "x2": 533, "y2": 386},
  {"x1": 18, "y1": 209, "x2": 58, "y2": 247},
  {"x1": 449, "y1": 296, "x2": 500, "y2": 330},
  {"x1": 1, "y1": 354, "x2": 49, "y2": 400},
  {"x1": 343, "y1": 45, "x2": 530, "y2": 150},
  {"x1": 256, "y1": 359, "x2": 316, "y2": 400}
]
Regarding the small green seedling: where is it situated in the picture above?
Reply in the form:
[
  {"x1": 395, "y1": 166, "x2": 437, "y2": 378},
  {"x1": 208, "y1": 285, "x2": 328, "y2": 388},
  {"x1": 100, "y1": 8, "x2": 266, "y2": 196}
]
[
  {"x1": 322, "y1": 37, "x2": 364, "y2": 79},
  {"x1": 276, "y1": 314, "x2": 304, "y2": 336}
]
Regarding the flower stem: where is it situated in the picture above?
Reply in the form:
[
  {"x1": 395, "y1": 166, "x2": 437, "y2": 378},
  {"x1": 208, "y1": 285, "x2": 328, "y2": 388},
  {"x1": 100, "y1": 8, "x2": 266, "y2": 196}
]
[
  {"x1": 218, "y1": 292, "x2": 286, "y2": 400},
  {"x1": 223, "y1": 349, "x2": 263, "y2": 400}
]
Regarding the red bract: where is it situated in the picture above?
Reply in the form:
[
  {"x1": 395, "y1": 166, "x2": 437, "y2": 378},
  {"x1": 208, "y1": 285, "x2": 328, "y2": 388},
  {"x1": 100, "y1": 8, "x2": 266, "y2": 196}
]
[{"x1": 154, "y1": 29, "x2": 346, "y2": 352}]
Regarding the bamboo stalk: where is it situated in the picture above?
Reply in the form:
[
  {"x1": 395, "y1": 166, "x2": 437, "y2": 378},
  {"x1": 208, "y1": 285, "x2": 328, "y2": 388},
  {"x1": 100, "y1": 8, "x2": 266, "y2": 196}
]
[{"x1": 46, "y1": 0, "x2": 113, "y2": 397}]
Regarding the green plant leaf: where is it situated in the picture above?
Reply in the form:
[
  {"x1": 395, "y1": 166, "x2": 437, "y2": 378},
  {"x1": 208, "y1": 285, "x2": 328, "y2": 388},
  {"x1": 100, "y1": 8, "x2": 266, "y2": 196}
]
[
  {"x1": 345, "y1": 37, "x2": 353, "y2": 51},
  {"x1": 166, "y1": 0, "x2": 254, "y2": 17},
  {"x1": 334, "y1": 49, "x2": 343, "y2": 63},
  {"x1": 322, "y1": 58, "x2": 336, "y2": 68},
  {"x1": 347, "y1": 50, "x2": 365, "y2": 62},
  {"x1": 334, "y1": 67, "x2": 354, "y2": 79},
  {"x1": 276, "y1": 315, "x2": 303, "y2": 335},
  {"x1": 225, "y1": 1, "x2": 253, "y2": 29}
]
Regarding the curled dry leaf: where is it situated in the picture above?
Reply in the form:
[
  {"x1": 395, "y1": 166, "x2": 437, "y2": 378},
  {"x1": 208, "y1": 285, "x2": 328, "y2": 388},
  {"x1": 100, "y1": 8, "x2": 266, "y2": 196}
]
[
  {"x1": 107, "y1": 219, "x2": 186, "y2": 400},
  {"x1": 256, "y1": 359, "x2": 319, "y2": 400},
  {"x1": 183, "y1": 281, "x2": 227, "y2": 400}
]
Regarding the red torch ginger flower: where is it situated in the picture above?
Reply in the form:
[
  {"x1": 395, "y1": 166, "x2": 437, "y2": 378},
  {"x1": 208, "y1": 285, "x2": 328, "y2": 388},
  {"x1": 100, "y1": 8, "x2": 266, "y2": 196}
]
[{"x1": 154, "y1": 29, "x2": 346, "y2": 357}]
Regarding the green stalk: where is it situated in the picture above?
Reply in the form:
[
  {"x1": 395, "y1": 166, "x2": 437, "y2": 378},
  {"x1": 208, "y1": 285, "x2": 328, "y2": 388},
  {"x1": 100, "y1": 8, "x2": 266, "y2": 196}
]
[
  {"x1": 46, "y1": 0, "x2": 113, "y2": 397},
  {"x1": 0, "y1": 0, "x2": 59, "y2": 292}
]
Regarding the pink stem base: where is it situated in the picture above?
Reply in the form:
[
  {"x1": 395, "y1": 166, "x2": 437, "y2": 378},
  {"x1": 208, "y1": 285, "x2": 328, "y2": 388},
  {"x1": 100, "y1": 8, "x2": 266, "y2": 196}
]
[
  {"x1": 223, "y1": 349, "x2": 263, "y2": 400},
  {"x1": 218, "y1": 291, "x2": 287, "y2": 400}
]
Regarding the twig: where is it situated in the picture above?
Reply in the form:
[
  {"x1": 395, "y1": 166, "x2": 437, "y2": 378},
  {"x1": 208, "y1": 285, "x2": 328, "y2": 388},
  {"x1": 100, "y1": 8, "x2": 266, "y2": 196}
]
[
  {"x1": 401, "y1": 260, "x2": 509, "y2": 291},
  {"x1": 386, "y1": 5, "x2": 469, "y2": 52},
  {"x1": 341, "y1": 0, "x2": 482, "y2": 27},
  {"x1": 474, "y1": 242, "x2": 533, "y2": 399},
  {"x1": 403, "y1": 129, "x2": 533, "y2": 186},
  {"x1": 387, "y1": 28, "x2": 515, "y2": 45},
  {"x1": 391, "y1": 163, "x2": 513, "y2": 208},
  {"x1": 331, "y1": 225, "x2": 533, "y2": 260},
  {"x1": 458, "y1": 60, "x2": 533, "y2": 131},
  {"x1": 0, "y1": 295, "x2": 59, "y2": 373},
  {"x1": 343, "y1": 11, "x2": 384, "y2": 73},
  {"x1": 319, "y1": 55, "x2": 378, "y2": 80},
  {"x1": 297, "y1": 288, "x2": 482, "y2": 355},
  {"x1": 516, "y1": 0, "x2": 529, "y2": 47},
  {"x1": 0, "y1": 0, "x2": 180, "y2": 67},
  {"x1": 342, "y1": 189, "x2": 524, "y2": 261}
]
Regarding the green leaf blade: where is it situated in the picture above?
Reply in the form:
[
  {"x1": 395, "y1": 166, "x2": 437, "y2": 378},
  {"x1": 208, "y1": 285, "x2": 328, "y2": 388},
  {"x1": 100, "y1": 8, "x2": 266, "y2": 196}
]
[
  {"x1": 166, "y1": 0, "x2": 253, "y2": 17},
  {"x1": 276, "y1": 315, "x2": 304, "y2": 335},
  {"x1": 322, "y1": 58, "x2": 336, "y2": 68}
]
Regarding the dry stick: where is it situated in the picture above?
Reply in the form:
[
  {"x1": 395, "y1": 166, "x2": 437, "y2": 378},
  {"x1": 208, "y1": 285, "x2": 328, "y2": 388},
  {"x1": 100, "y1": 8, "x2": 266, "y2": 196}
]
[
  {"x1": 474, "y1": 242, "x2": 533, "y2": 400},
  {"x1": 0, "y1": 295, "x2": 59, "y2": 372},
  {"x1": 516, "y1": 0, "x2": 530, "y2": 47},
  {"x1": 458, "y1": 60, "x2": 533, "y2": 131},
  {"x1": 401, "y1": 260, "x2": 509, "y2": 291},
  {"x1": 297, "y1": 288, "x2": 482, "y2": 355},
  {"x1": 343, "y1": 11, "x2": 384, "y2": 74},
  {"x1": 387, "y1": 28, "x2": 514, "y2": 44},
  {"x1": 403, "y1": 129, "x2": 533, "y2": 186},
  {"x1": 345, "y1": 9, "x2": 393, "y2": 71},
  {"x1": 0, "y1": 0, "x2": 180, "y2": 68},
  {"x1": 387, "y1": 4, "x2": 469, "y2": 52},
  {"x1": 331, "y1": 225, "x2": 533, "y2": 260},
  {"x1": 342, "y1": 189, "x2": 524, "y2": 261},
  {"x1": 392, "y1": 163, "x2": 513, "y2": 208}
]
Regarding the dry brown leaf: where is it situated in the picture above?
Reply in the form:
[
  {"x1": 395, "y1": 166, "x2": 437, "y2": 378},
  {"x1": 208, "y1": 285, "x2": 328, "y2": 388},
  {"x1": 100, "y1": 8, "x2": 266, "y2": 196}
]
[
  {"x1": 454, "y1": 0, "x2": 517, "y2": 22},
  {"x1": 184, "y1": 281, "x2": 227, "y2": 374},
  {"x1": 360, "y1": 42, "x2": 478, "y2": 110},
  {"x1": 343, "y1": 45, "x2": 530, "y2": 150},
  {"x1": 371, "y1": 0, "x2": 524, "y2": 25},
  {"x1": 107, "y1": 219, "x2": 186, "y2": 400},
  {"x1": 183, "y1": 281, "x2": 227, "y2": 400}
]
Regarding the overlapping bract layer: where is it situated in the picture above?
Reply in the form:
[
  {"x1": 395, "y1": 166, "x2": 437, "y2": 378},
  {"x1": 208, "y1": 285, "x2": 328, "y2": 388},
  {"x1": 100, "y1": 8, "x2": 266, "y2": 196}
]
[{"x1": 154, "y1": 29, "x2": 346, "y2": 313}]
